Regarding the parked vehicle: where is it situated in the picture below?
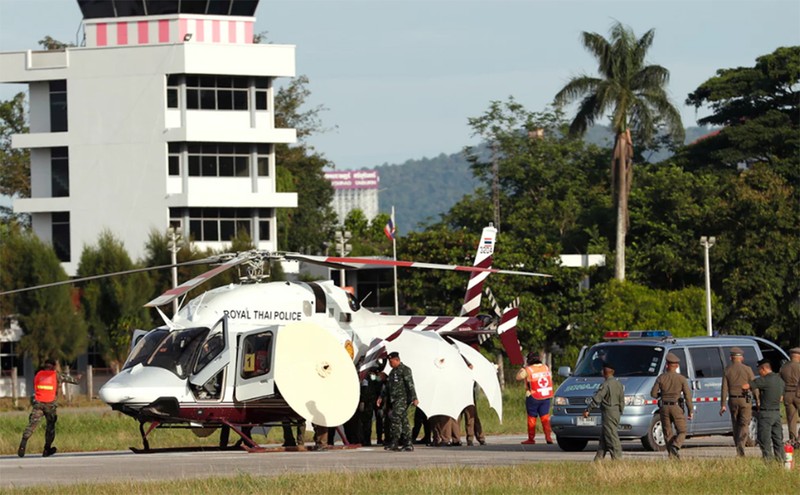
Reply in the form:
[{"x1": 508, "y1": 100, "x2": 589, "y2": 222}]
[{"x1": 551, "y1": 331, "x2": 789, "y2": 452}]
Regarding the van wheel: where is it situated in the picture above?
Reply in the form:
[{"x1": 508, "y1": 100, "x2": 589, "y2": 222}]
[
  {"x1": 745, "y1": 416, "x2": 757, "y2": 447},
  {"x1": 642, "y1": 416, "x2": 667, "y2": 451},
  {"x1": 556, "y1": 436, "x2": 588, "y2": 452}
]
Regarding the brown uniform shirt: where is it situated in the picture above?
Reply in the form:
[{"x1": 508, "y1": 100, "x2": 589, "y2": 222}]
[
  {"x1": 780, "y1": 361, "x2": 800, "y2": 394},
  {"x1": 651, "y1": 370, "x2": 692, "y2": 404},
  {"x1": 721, "y1": 362, "x2": 755, "y2": 402}
]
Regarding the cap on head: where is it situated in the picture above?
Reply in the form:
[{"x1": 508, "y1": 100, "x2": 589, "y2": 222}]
[
  {"x1": 387, "y1": 351, "x2": 400, "y2": 360},
  {"x1": 729, "y1": 347, "x2": 743, "y2": 357},
  {"x1": 757, "y1": 358, "x2": 771, "y2": 368},
  {"x1": 665, "y1": 352, "x2": 680, "y2": 364},
  {"x1": 526, "y1": 352, "x2": 541, "y2": 365},
  {"x1": 790, "y1": 347, "x2": 800, "y2": 356},
  {"x1": 44, "y1": 358, "x2": 56, "y2": 367},
  {"x1": 602, "y1": 362, "x2": 615, "y2": 372}
]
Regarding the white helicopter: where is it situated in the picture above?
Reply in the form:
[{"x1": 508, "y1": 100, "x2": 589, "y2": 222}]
[{"x1": 91, "y1": 224, "x2": 548, "y2": 452}]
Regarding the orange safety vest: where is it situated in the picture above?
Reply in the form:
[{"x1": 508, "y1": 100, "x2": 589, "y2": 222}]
[
  {"x1": 524, "y1": 363, "x2": 554, "y2": 400},
  {"x1": 34, "y1": 370, "x2": 57, "y2": 403}
]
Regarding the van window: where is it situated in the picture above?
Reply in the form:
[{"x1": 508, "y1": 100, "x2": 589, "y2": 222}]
[
  {"x1": 722, "y1": 345, "x2": 758, "y2": 370},
  {"x1": 689, "y1": 347, "x2": 724, "y2": 378},
  {"x1": 669, "y1": 348, "x2": 690, "y2": 378},
  {"x1": 573, "y1": 344, "x2": 663, "y2": 377}
]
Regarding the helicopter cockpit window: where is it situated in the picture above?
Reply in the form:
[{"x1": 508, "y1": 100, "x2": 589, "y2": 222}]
[
  {"x1": 123, "y1": 329, "x2": 169, "y2": 370},
  {"x1": 147, "y1": 327, "x2": 209, "y2": 378},
  {"x1": 240, "y1": 331, "x2": 273, "y2": 379},
  {"x1": 193, "y1": 333, "x2": 224, "y2": 375}
]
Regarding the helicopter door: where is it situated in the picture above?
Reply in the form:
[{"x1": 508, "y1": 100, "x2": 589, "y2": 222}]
[
  {"x1": 234, "y1": 327, "x2": 277, "y2": 402},
  {"x1": 189, "y1": 318, "x2": 230, "y2": 400}
]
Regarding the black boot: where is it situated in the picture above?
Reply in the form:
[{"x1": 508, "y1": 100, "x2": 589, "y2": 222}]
[
  {"x1": 17, "y1": 439, "x2": 26, "y2": 458},
  {"x1": 43, "y1": 446, "x2": 57, "y2": 457}
]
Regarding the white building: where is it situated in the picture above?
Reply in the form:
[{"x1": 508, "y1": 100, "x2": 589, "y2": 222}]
[
  {"x1": 324, "y1": 169, "x2": 379, "y2": 224},
  {"x1": 0, "y1": 0, "x2": 298, "y2": 275}
]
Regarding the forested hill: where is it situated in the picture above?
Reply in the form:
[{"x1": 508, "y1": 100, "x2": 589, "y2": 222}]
[{"x1": 376, "y1": 126, "x2": 716, "y2": 233}]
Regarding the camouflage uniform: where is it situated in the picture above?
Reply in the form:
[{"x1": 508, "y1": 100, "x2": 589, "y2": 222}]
[
  {"x1": 382, "y1": 362, "x2": 417, "y2": 449},
  {"x1": 19, "y1": 368, "x2": 79, "y2": 458}
]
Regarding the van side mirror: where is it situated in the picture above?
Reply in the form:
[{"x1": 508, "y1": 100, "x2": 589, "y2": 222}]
[{"x1": 558, "y1": 366, "x2": 572, "y2": 377}]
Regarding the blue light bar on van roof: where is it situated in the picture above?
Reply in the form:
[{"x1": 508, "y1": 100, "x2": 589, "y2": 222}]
[{"x1": 604, "y1": 330, "x2": 672, "y2": 340}]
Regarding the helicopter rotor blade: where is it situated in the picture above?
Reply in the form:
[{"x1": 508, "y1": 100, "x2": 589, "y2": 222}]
[
  {"x1": 144, "y1": 253, "x2": 253, "y2": 307},
  {"x1": 285, "y1": 254, "x2": 551, "y2": 278},
  {"x1": 0, "y1": 258, "x2": 216, "y2": 297}
]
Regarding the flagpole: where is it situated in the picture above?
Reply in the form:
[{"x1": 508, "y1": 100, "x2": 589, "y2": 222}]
[{"x1": 391, "y1": 205, "x2": 399, "y2": 316}]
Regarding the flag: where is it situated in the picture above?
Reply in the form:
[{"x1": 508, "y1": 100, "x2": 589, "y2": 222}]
[{"x1": 384, "y1": 214, "x2": 396, "y2": 240}]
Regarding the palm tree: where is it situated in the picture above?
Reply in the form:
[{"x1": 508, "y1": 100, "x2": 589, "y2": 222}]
[{"x1": 554, "y1": 22, "x2": 684, "y2": 280}]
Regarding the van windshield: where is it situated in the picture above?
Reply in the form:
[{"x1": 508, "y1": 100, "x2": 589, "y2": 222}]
[{"x1": 574, "y1": 344, "x2": 664, "y2": 377}]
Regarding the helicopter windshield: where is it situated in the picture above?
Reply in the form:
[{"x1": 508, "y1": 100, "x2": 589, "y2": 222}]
[
  {"x1": 123, "y1": 329, "x2": 169, "y2": 370},
  {"x1": 146, "y1": 327, "x2": 210, "y2": 378}
]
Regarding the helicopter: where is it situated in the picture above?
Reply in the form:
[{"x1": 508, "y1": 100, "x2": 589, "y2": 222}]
[{"x1": 25, "y1": 225, "x2": 549, "y2": 452}]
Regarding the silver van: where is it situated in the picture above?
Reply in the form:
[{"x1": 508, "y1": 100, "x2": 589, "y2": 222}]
[{"x1": 551, "y1": 331, "x2": 789, "y2": 451}]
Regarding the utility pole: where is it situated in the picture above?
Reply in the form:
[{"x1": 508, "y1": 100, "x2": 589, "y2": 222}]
[{"x1": 700, "y1": 236, "x2": 716, "y2": 336}]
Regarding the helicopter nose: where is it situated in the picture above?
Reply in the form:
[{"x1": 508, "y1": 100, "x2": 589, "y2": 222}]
[
  {"x1": 98, "y1": 380, "x2": 133, "y2": 404},
  {"x1": 98, "y1": 366, "x2": 187, "y2": 405}
]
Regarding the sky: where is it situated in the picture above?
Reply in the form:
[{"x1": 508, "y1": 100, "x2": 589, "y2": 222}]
[{"x1": 0, "y1": 0, "x2": 799, "y2": 171}]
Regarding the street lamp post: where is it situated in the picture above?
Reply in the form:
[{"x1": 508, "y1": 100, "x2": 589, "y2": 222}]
[
  {"x1": 700, "y1": 236, "x2": 716, "y2": 336},
  {"x1": 168, "y1": 227, "x2": 182, "y2": 315}
]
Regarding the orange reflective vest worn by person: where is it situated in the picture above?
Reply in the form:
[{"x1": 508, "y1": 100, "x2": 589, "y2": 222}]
[
  {"x1": 34, "y1": 370, "x2": 58, "y2": 403},
  {"x1": 515, "y1": 352, "x2": 554, "y2": 445},
  {"x1": 18, "y1": 359, "x2": 81, "y2": 458}
]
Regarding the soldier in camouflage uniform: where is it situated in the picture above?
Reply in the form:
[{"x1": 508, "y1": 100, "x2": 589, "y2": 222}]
[
  {"x1": 377, "y1": 351, "x2": 418, "y2": 451},
  {"x1": 18, "y1": 359, "x2": 81, "y2": 458},
  {"x1": 358, "y1": 367, "x2": 384, "y2": 446}
]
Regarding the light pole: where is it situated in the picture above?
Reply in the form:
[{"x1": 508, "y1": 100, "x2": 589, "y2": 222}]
[
  {"x1": 168, "y1": 227, "x2": 182, "y2": 315},
  {"x1": 700, "y1": 236, "x2": 716, "y2": 336}
]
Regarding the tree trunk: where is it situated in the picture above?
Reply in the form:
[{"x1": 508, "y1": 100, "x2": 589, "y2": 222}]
[{"x1": 613, "y1": 131, "x2": 633, "y2": 281}]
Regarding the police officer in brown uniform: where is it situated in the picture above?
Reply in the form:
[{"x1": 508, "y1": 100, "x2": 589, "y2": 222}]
[
  {"x1": 650, "y1": 352, "x2": 693, "y2": 458},
  {"x1": 780, "y1": 347, "x2": 800, "y2": 447},
  {"x1": 719, "y1": 347, "x2": 756, "y2": 456}
]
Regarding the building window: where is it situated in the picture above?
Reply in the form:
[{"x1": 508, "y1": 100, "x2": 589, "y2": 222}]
[
  {"x1": 168, "y1": 143, "x2": 180, "y2": 176},
  {"x1": 0, "y1": 341, "x2": 23, "y2": 376},
  {"x1": 51, "y1": 147, "x2": 69, "y2": 197},
  {"x1": 169, "y1": 74, "x2": 269, "y2": 111},
  {"x1": 170, "y1": 207, "x2": 272, "y2": 242},
  {"x1": 255, "y1": 77, "x2": 269, "y2": 110},
  {"x1": 50, "y1": 80, "x2": 67, "y2": 132},
  {"x1": 51, "y1": 211, "x2": 70, "y2": 262},
  {"x1": 168, "y1": 143, "x2": 270, "y2": 178},
  {"x1": 186, "y1": 75, "x2": 248, "y2": 111},
  {"x1": 166, "y1": 75, "x2": 180, "y2": 109}
]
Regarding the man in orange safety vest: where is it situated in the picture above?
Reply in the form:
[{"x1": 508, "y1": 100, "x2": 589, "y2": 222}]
[
  {"x1": 515, "y1": 352, "x2": 554, "y2": 444},
  {"x1": 18, "y1": 359, "x2": 81, "y2": 458}
]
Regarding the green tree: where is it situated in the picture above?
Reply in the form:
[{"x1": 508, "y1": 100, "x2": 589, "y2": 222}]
[
  {"x1": 273, "y1": 76, "x2": 337, "y2": 253},
  {"x1": 77, "y1": 231, "x2": 152, "y2": 372},
  {"x1": 0, "y1": 93, "x2": 30, "y2": 202},
  {"x1": 683, "y1": 46, "x2": 800, "y2": 182},
  {"x1": 554, "y1": 21, "x2": 685, "y2": 281},
  {"x1": 0, "y1": 225, "x2": 86, "y2": 366}
]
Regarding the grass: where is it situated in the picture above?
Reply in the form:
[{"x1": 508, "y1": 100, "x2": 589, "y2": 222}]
[
  {"x1": 0, "y1": 383, "x2": 530, "y2": 455},
  {"x1": 1, "y1": 458, "x2": 798, "y2": 494}
]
